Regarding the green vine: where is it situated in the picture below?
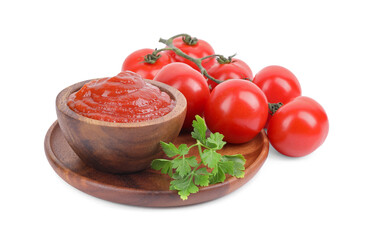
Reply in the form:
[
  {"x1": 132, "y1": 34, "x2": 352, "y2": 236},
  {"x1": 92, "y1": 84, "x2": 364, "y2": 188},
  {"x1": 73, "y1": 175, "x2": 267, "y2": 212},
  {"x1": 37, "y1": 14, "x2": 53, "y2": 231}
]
[{"x1": 158, "y1": 33, "x2": 224, "y2": 84}]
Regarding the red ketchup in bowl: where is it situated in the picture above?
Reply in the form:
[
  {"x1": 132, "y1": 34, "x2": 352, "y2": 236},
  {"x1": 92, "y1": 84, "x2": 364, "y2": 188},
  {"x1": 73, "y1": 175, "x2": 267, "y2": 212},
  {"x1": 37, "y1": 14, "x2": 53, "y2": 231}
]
[{"x1": 68, "y1": 71, "x2": 175, "y2": 123}]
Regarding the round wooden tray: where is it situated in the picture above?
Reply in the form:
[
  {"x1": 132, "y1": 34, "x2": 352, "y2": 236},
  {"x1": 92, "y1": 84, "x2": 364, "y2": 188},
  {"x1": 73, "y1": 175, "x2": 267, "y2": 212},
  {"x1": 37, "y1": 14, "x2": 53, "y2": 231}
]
[{"x1": 44, "y1": 121, "x2": 269, "y2": 207}]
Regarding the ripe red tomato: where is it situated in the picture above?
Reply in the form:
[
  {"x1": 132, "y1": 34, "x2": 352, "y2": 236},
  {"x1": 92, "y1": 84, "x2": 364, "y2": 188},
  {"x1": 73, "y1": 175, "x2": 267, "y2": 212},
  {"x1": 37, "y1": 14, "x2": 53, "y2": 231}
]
[
  {"x1": 204, "y1": 80, "x2": 268, "y2": 144},
  {"x1": 121, "y1": 48, "x2": 173, "y2": 80},
  {"x1": 253, "y1": 65, "x2": 302, "y2": 127},
  {"x1": 253, "y1": 65, "x2": 301, "y2": 103},
  {"x1": 267, "y1": 96, "x2": 329, "y2": 157},
  {"x1": 153, "y1": 62, "x2": 210, "y2": 130},
  {"x1": 207, "y1": 58, "x2": 253, "y2": 90},
  {"x1": 168, "y1": 37, "x2": 216, "y2": 71}
]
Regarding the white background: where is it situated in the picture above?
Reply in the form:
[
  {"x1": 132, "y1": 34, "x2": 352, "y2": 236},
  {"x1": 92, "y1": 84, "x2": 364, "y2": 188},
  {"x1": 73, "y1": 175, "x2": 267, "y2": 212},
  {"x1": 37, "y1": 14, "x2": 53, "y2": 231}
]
[{"x1": 1, "y1": 0, "x2": 370, "y2": 239}]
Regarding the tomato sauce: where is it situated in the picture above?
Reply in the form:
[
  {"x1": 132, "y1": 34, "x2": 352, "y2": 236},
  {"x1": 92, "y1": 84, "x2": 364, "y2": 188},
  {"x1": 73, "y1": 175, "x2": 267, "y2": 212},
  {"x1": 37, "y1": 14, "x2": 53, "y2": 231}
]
[{"x1": 67, "y1": 71, "x2": 175, "y2": 123}]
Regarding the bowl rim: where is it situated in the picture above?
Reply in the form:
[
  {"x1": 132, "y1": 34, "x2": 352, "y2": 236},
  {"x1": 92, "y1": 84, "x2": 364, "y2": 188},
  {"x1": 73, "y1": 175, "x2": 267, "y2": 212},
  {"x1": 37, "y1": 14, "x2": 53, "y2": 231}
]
[{"x1": 56, "y1": 78, "x2": 187, "y2": 128}]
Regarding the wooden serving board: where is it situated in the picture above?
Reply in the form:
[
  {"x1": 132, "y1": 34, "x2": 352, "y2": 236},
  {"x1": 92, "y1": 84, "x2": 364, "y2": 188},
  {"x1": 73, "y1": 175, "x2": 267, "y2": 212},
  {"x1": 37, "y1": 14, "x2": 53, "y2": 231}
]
[{"x1": 44, "y1": 121, "x2": 269, "y2": 207}]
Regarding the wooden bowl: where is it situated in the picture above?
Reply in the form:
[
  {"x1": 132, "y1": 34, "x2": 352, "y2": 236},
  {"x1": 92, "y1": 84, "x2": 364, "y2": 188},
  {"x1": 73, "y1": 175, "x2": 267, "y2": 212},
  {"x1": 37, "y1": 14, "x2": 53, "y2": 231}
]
[{"x1": 56, "y1": 79, "x2": 187, "y2": 174}]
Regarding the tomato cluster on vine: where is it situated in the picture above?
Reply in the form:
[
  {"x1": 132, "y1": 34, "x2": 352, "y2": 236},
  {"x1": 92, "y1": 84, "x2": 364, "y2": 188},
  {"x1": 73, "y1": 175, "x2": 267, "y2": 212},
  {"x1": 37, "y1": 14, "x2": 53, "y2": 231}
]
[{"x1": 121, "y1": 34, "x2": 329, "y2": 158}]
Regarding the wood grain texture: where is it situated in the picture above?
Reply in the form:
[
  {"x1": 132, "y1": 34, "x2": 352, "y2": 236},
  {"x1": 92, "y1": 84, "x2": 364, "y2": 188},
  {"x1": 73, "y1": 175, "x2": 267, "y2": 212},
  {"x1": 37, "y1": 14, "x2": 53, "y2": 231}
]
[
  {"x1": 45, "y1": 121, "x2": 269, "y2": 207},
  {"x1": 56, "y1": 79, "x2": 187, "y2": 174}
]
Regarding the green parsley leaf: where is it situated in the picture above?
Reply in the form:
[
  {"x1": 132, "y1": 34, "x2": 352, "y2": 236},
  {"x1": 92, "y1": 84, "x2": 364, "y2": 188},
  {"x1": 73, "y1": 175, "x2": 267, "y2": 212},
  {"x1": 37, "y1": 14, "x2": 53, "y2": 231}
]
[
  {"x1": 218, "y1": 160, "x2": 235, "y2": 175},
  {"x1": 151, "y1": 159, "x2": 173, "y2": 177},
  {"x1": 206, "y1": 132, "x2": 226, "y2": 150},
  {"x1": 221, "y1": 154, "x2": 246, "y2": 178},
  {"x1": 191, "y1": 115, "x2": 207, "y2": 145},
  {"x1": 209, "y1": 155, "x2": 246, "y2": 184},
  {"x1": 169, "y1": 172, "x2": 181, "y2": 190},
  {"x1": 201, "y1": 149, "x2": 221, "y2": 169},
  {"x1": 209, "y1": 165, "x2": 226, "y2": 184},
  {"x1": 170, "y1": 174, "x2": 199, "y2": 200},
  {"x1": 194, "y1": 168, "x2": 210, "y2": 187},
  {"x1": 178, "y1": 144, "x2": 190, "y2": 156},
  {"x1": 172, "y1": 156, "x2": 198, "y2": 177},
  {"x1": 160, "y1": 141, "x2": 180, "y2": 157}
]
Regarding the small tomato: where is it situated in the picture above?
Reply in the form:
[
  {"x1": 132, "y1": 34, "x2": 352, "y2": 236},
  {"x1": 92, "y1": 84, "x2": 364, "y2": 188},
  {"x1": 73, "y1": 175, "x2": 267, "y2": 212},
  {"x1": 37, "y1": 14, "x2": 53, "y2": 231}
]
[
  {"x1": 122, "y1": 48, "x2": 173, "y2": 80},
  {"x1": 153, "y1": 62, "x2": 210, "y2": 130}
]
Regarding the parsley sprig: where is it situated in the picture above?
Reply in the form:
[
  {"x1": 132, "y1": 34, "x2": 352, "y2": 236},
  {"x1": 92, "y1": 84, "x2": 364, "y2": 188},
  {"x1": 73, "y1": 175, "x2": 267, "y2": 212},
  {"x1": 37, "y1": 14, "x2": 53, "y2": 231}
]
[{"x1": 151, "y1": 115, "x2": 246, "y2": 200}]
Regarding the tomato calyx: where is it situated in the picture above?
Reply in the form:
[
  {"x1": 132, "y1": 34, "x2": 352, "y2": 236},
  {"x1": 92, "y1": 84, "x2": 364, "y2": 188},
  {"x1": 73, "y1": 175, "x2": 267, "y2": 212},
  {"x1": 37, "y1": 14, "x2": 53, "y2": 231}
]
[
  {"x1": 182, "y1": 35, "x2": 198, "y2": 46},
  {"x1": 142, "y1": 48, "x2": 171, "y2": 64},
  {"x1": 143, "y1": 52, "x2": 161, "y2": 64},
  {"x1": 268, "y1": 102, "x2": 284, "y2": 115},
  {"x1": 213, "y1": 54, "x2": 253, "y2": 81},
  {"x1": 216, "y1": 54, "x2": 236, "y2": 64}
]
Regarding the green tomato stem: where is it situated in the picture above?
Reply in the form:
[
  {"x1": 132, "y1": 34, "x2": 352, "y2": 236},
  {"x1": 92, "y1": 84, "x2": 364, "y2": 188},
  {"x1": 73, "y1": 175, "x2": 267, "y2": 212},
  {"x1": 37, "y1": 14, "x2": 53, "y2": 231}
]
[
  {"x1": 152, "y1": 47, "x2": 173, "y2": 55},
  {"x1": 200, "y1": 54, "x2": 224, "y2": 61}
]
